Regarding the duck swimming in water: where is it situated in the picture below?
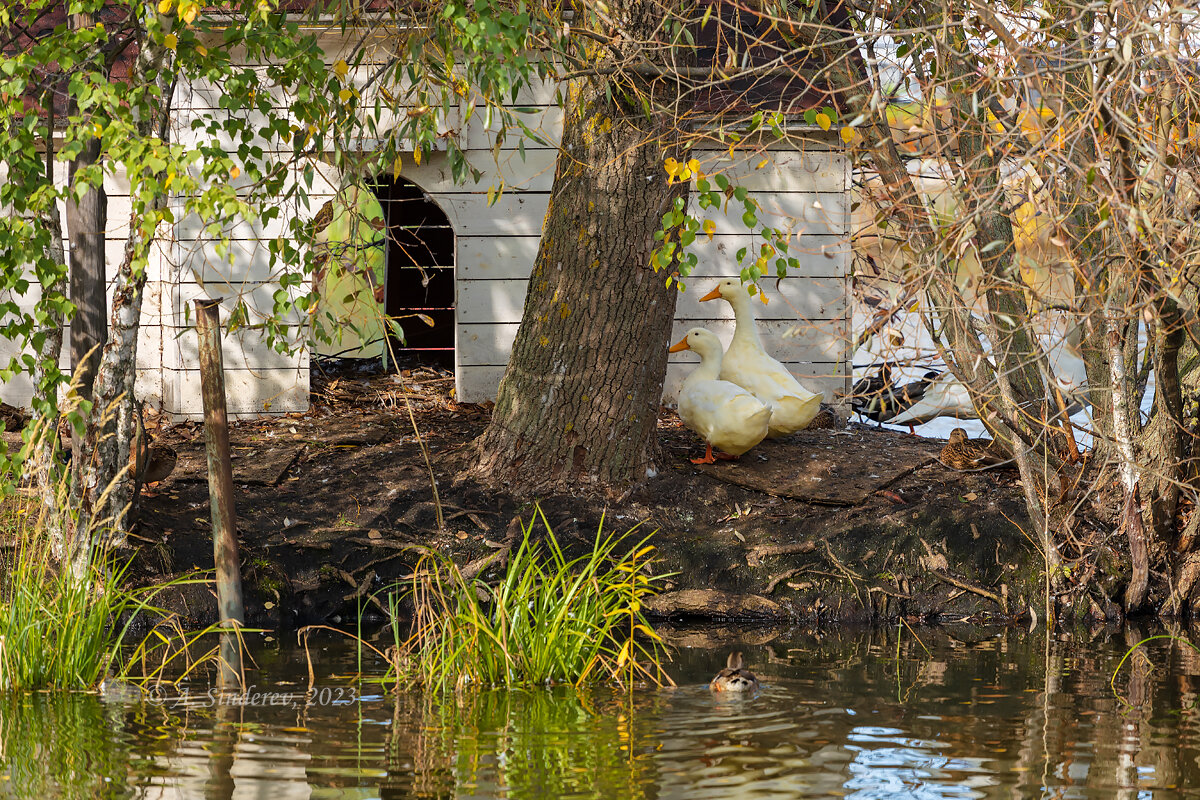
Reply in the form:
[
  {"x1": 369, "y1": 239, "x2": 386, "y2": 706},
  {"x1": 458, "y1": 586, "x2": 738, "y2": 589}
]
[{"x1": 710, "y1": 651, "x2": 759, "y2": 692}]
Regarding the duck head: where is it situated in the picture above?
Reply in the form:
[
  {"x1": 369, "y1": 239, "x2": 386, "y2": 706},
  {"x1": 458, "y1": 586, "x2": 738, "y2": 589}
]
[
  {"x1": 947, "y1": 427, "x2": 969, "y2": 444},
  {"x1": 700, "y1": 278, "x2": 737, "y2": 302},
  {"x1": 669, "y1": 328, "x2": 723, "y2": 360},
  {"x1": 700, "y1": 277, "x2": 764, "y2": 305},
  {"x1": 710, "y1": 650, "x2": 759, "y2": 693}
]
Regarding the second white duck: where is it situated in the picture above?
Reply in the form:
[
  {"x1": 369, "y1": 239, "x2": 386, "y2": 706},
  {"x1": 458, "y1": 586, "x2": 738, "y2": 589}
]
[
  {"x1": 700, "y1": 278, "x2": 822, "y2": 436},
  {"x1": 669, "y1": 328, "x2": 771, "y2": 464}
]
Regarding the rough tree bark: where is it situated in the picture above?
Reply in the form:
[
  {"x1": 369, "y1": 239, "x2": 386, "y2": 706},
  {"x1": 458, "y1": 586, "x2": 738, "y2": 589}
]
[
  {"x1": 472, "y1": 18, "x2": 688, "y2": 494},
  {"x1": 32, "y1": 104, "x2": 70, "y2": 559},
  {"x1": 66, "y1": 8, "x2": 108, "y2": 409},
  {"x1": 69, "y1": 8, "x2": 173, "y2": 561}
]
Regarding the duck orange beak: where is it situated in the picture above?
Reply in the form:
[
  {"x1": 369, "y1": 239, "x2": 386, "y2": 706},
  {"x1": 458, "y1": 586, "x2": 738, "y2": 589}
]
[
  {"x1": 668, "y1": 336, "x2": 690, "y2": 352},
  {"x1": 699, "y1": 286, "x2": 723, "y2": 302}
]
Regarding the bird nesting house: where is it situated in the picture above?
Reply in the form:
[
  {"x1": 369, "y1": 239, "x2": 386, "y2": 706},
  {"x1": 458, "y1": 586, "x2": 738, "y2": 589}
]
[{"x1": 1, "y1": 10, "x2": 851, "y2": 418}]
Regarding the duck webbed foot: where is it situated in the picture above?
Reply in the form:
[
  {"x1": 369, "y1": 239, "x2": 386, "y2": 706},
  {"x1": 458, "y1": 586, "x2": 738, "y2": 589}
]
[{"x1": 691, "y1": 444, "x2": 717, "y2": 465}]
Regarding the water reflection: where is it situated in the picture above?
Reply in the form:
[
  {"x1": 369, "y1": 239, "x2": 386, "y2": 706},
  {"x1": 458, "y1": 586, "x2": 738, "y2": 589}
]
[{"x1": 3, "y1": 626, "x2": 1200, "y2": 798}]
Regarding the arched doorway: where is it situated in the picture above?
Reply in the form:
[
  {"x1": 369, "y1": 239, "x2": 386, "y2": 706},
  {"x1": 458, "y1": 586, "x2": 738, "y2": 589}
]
[{"x1": 368, "y1": 175, "x2": 455, "y2": 369}]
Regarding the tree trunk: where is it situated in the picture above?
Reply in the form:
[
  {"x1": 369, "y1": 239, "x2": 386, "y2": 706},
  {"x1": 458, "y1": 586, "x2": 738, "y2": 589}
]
[
  {"x1": 69, "y1": 8, "x2": 173, "y2": 561},
  {"x1": 472, "y1": 76, "x2": 687, "y2": 494},
  {"x1": 66, "y1": 8, "x2": 108, "y2": 409},
  {"x1": 33, "y1": 207, "x2": 71, "y2": 561},
  {"x1": 66, "y1": 136, "x2": 108, "y2": 399}
]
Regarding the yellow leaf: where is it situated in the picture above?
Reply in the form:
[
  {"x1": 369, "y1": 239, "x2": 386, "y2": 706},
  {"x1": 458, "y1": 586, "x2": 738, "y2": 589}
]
[
  {"x1": 195, "y1": 44, "x2": 206, "y2": 56},
  {"x1": 181, "y1": 3, "x2": 197, "y2": 23},
  {"x1": 686, "y1": 158, "x2": 701, "y2": 175},
  {"x1": 164, "y1": 171, "x2": 174, "y2": 189},
  {"x1": 333, "y1": 59, "x2": 349, "y2": 79},
  {"x1": 338, "y1": 88, "x2": 353, "y2": 103},
  {"x1": 840, "y1": 126, "x2": 855, "y2": 144},
  {"x1": 815, "y1": 112, "x2": 832, "y2": 131},
  {"x1": 392, "y1": 155, "x2": 402, "y2": 179},
  {"x1": 163, "y1": 33, "x2": 177, "y2": 50},
  {"x1": 157, "y1": 0, "x2": 172, "y2": 13},
  {"x1": 413, "y1": 147, "x2": 421, "y2": 166},
  {"x1": 663, "y1": 156, "x2": 679, "y2": 175},
  {"x1": 702, "y1": 219, "x2": 716, "y2": 241},
  {"x1": 616, "y1": 639, "x2": 631, "y2": 669},
  {"x1": 229, "y1": 166, "x2": 240, "y2": 180},
  {"x1": 756, "y1": 157, "x2": 769, "y2": 169}
]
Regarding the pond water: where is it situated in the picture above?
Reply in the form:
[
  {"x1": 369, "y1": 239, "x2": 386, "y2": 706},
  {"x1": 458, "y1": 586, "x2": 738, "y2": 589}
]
[{"x1": 4, "y1": 625, "x2": 1200, "y2": 798}]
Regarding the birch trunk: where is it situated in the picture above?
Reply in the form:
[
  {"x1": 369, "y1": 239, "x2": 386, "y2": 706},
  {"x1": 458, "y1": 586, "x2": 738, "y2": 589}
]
[
  {"x1": 32, "y1": 205, "x2": 71, "y2": 561},
  {"x1": 70, "y1": 7, "x2": 173, "y2": 561}
]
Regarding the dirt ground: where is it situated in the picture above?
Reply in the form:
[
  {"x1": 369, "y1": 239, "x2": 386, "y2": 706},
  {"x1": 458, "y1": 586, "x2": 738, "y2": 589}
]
[{"x1": 129, "y1": 361, "x2": 1050, "y2": 629}]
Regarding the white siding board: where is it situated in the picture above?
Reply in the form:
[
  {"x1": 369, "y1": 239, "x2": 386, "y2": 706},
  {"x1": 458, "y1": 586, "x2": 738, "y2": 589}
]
[
  {"x1": 698, "y1": 191, "x2": 848, "y2": 236},
  {"x1": 165, "y1": 367, "x2": 309, "y2": 418},
  {"x1": 455, "y1": 234, "x2": 847, "y2": 281},
  {"x1": 172, "y1": 281, "x2": 306, "y2": 328},
  {"x1": 434, "y1": 193, "x2": 551, "y2": 236},
  {"x1": 305, "y1": 149, "x2": 558, "y2": 195},
  {"x1": 457, "y1": 276, "x2": 845, "y2": 325},
  {"x1": 168, "y1": 323, "x2": 308, "y2": 373},
  {"x1": 176, "y1": 240, "x2": 304, "y2": 286},
  {"x1": 458, "y1": 318, "x2": 849, "y2": 367},
  {"x1": 691, "y1": 149, "x2": 845, "y2": 189},
  {"x1": 457, "y1": 364, "x2": 847, "y2": 406}
]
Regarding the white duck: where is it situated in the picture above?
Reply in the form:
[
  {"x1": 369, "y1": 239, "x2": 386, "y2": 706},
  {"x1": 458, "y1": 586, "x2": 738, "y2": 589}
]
[
  {"x1": 699, "y1": 278, "x2": 822, "y2": 436},
  {"x1": 884, "y1": 370, "x2": 978, "y2": 429},
  {"x1": 669, "y1": 328, "x2": 771, "y2": 464}
]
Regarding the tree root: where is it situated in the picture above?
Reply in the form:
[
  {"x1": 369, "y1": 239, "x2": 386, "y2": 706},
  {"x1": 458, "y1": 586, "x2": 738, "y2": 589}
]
[{"x1": 930, "y1": 569, "x2": 1009, "y2": 615}]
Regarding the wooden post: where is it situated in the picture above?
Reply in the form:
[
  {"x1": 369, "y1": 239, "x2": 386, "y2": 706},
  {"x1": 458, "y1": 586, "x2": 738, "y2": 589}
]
[{"x1": 194, "y1": 298, "x2": 245, "y2": 685}]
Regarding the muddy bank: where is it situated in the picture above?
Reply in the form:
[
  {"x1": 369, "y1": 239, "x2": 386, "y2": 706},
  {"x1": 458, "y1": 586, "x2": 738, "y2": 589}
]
[{"x1": 126, "y1": 366, "x2": 1048, "y2": 628}]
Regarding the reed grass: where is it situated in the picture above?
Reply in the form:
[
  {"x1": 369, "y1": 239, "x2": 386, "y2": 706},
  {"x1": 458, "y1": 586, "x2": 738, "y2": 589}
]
[
  {"x1": 0, "y1": 522, "x2": 211, "y2": 691},
  {"x1": 0, "y1": 411, "x2": 218, "y2": 692},
  {"x1": 387, "y1": 508, "x2": 673, "y2": 690}
]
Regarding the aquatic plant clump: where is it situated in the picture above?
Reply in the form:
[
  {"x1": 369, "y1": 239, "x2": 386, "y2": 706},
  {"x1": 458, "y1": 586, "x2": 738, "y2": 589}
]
[
  {"x1": 0, "y1": 442, "x2": 217, "y2": 692},
  {"x1": 389, "y1": 509, "x2": 673, "y2": 690}
]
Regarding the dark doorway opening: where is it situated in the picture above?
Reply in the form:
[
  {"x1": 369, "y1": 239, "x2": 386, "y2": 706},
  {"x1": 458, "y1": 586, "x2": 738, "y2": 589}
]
[{"x1": 368, "y1": 174, "x2": 455, "y2": 369}]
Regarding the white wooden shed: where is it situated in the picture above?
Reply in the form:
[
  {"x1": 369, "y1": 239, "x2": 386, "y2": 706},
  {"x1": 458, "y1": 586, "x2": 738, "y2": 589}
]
[{"x1": 1, "y1": 30, "x2": 851, "y2": 418}]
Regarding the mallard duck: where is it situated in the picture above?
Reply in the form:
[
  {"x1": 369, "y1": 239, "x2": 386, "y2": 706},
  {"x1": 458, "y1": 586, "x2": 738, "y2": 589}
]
[
  {"x1": 850, "y1": 364, "x2": 931, "y2": 429},
  {"x1": 806, "y1": 404, "x2": 843, "y2": 430},
  {"x1": 850, "y1": 362, "x2": 896, "y2": 425},
  {"x1": 131, "y1": 402, "x2": 177, "y2": 494},
  {"x1": 699, "y1": 279, "x2": 822, "y2": 436},
  {"x1": 669, "y1": 328, "x2": 771, "y2": 465},
  {"x1": 710, "y1": 651, "x2": 759, "y2": 692},
  {"x1": 939, "y1": 427, "x2": 1011, "y2": 471}
]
